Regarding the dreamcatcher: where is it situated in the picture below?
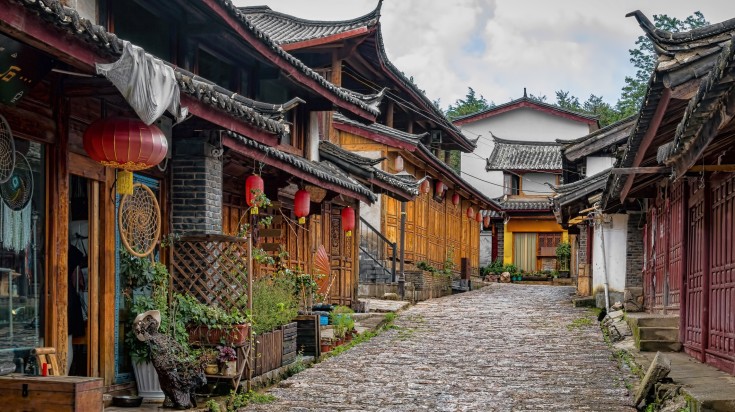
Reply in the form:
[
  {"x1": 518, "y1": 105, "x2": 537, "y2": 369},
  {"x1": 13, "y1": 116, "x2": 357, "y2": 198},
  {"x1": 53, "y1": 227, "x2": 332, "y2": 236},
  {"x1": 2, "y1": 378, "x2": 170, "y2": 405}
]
[
  {"x1": 0, "y1": 114, "x2": 16, "y2": 184},
  {"x1": 0, "y1": 153, "x2": 32, "y2": 253},
  {"x1": 118, "y1": 183, "x2": 161, "y2": 257}
]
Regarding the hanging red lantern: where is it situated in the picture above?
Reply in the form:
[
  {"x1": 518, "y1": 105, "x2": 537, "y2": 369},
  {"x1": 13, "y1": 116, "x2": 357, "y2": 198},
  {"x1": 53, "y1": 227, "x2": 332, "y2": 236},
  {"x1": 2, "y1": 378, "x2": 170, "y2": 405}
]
[
  {"x1": 83, "y1": 117, "x2": 168, "y2": 195},
  {"x1": 451, "y1": 193, "x2": 460, "y2": 206},
  {"x1": 466, "y1": 207, "x2": 475, "y2": 219},
  {"x1": 476, "y1": 210, "x2": 483, "y2": 223},
  {"x1": 434, "y1": 180, "x2": 445, "y2": 197},
  {"x1": 245, "y1": 174, "x2": 264, "y2": 214},
  {"x1": 394, "y1": 155, "x2": 404, "y2": 172},
  {"x1": 420, "y1": 178, "x2": 430, "y2": 194},
  {"x1": 483, "y1": 215, "x2": 491, "y2": 228},
  {"x1": 341, "y1": 206, "x2": 356, "y2": 237},
  {"x1": 294, "y1": 189, "x2": 310, "y2": 224}
]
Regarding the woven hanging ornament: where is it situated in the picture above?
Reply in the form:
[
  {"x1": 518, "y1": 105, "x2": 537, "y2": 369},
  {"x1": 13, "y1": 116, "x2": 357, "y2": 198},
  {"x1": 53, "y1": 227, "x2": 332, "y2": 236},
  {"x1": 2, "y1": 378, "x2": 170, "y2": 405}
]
[{"x1": 118, "y1": 183, "x2": 161, "y2": 257}]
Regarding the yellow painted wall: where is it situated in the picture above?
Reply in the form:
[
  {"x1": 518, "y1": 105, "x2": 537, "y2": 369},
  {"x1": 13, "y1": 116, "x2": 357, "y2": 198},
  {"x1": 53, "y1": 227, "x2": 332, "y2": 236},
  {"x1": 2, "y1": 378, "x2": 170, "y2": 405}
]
[{"x1": 502, "y1": 218, "x2": 568, "y2": 265}]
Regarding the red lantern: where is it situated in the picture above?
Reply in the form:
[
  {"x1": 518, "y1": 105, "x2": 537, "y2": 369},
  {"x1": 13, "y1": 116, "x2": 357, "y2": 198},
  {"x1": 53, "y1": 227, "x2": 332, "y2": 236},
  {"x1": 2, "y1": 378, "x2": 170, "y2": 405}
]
[
  {"x1": 435, "y1": 180, "x2": 445, "y2": 197},
  {"x1": 246, "y1": 174, "x2": 264, "y2": 214},
  {"x1": 476, "y1": 210, "x2": 482, "y2": 223},
  {"x1": 483, "y1": 215, "x2": 491, "y2": 228},
  {"x1": 294, "y1": 189, "x2": 310, "y2": 224},
  {"x1": 420, "y1": 178, "x2": 430, "y2": 194},
  {"x1": 466, "y1": 207, "x2": 475, "y2": 219},
  {"x1": 341, "y1": 206, "x2": 355, "y2": 237},
  {"x1": 451, "y1": 193, "x2": 460, "y2": 206},
  {"x1": 83, "y1": 117, "x2": 168, "y2": 195}
]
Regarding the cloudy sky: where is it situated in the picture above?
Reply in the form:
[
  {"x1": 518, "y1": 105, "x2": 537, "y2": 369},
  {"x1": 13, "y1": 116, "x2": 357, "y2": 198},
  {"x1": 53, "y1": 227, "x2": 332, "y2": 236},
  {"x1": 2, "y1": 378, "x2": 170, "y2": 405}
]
[{"x1": 233, "y1": 1, "x2": 735, "y2": 109}]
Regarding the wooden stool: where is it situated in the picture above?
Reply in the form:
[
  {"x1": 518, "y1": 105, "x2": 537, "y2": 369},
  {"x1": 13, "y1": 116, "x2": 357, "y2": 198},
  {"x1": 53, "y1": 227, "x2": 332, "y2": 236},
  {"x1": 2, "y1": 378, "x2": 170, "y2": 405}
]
[{"x1": 31, "y1": 347, "x2": 62, "y2": 376}]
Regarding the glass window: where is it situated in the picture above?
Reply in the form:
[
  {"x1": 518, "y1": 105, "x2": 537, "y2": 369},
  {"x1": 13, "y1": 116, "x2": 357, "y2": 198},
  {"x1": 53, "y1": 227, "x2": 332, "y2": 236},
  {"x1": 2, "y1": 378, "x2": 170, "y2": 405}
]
[
  {"x1": 0, "y1": 139, "x2": 45, "y2": 374},
  {"x1": 503, "y1": 174, "x2": 519, "y2": 195}
]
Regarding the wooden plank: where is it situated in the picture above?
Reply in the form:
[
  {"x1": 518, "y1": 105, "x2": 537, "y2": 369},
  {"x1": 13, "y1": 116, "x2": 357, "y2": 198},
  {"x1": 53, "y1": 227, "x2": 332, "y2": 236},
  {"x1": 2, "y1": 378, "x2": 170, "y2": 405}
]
[
  {"x1": 688, "y1": 164, "x2": 735, "y2": 172},
  {"x1": 611, "y1": 167, "x2": 670, "y2": 174},
  {"x1": 68, "y1": 152, "x2": 105, "y2": 182},
  {"x1": 87, "y1": 180, "x2": 99, "y2": 377},
  {"x1": 99, "y1": 168, "x2": 116, "y2": 386},
  {"x1": 258, "y1": 228, "x2": 283, "y2": 238}
]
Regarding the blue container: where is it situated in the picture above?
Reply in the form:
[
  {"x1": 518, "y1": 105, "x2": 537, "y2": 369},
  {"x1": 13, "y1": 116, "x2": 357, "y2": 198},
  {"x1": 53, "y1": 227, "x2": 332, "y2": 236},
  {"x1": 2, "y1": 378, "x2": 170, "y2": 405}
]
[{"x1": 319, "y1": 315, "x2": 328, "y2": 326}]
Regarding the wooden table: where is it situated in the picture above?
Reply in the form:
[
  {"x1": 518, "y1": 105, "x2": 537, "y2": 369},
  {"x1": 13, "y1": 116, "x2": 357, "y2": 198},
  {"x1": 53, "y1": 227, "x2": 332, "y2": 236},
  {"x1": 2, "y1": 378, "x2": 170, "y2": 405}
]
[{"x1": 0, "y1": 374, "x2": 103, "y2": 412}]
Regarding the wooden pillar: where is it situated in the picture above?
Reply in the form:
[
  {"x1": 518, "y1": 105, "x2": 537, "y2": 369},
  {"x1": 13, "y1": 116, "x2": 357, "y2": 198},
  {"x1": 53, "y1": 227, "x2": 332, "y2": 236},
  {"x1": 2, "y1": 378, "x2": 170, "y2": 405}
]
[
  {"x1": 49, "y1": 84, "x2": 70, "y2": 370},
  {"x1": 100, "y1": 167, "x2": 116, "y2": 386},
  {"x1": 700, "y1": 180, "x2": 711, "y2": 363},
  {"x1": 331, "y1": 50, "x2": 342, "y2": 87},
  {"x1": 386, "y1": 101, "x2": 394, "y2": 128},
  {"x1": 679, "y1": 181, "x2": 689, "y2": 346},
  {"x1": 406, "y1": 118, "x2": 413, "y2": 134}
]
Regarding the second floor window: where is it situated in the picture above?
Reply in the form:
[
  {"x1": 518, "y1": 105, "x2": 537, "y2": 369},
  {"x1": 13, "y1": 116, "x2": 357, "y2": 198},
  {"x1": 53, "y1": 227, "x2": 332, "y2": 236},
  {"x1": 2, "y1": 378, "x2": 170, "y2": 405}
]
[{"x1": 504, "y1": 174, "x2": 519, "y2": 195}]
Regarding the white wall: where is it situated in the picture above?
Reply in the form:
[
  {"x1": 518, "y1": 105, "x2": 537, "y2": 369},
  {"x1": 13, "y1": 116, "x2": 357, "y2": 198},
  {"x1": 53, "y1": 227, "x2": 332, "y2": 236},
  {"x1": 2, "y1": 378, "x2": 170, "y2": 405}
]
[
  {"x1": 479, "y1": 232, "x2": 493, "y2": 267},
  {"x1": 521, "y1": 172, "x2": 556, "y2": 195},
  {"x1": 460, "y1": 107, "x2": 592, "y2": 199},
  {"x1": 592, "y1": 214, "x2": 628, "y2": 294},
  {"x1": 357, "y1": 151, "x2": 383, "y2": 231},
  {"x1": 586, "y1": 156, "x2": 615, "y2": 177}
]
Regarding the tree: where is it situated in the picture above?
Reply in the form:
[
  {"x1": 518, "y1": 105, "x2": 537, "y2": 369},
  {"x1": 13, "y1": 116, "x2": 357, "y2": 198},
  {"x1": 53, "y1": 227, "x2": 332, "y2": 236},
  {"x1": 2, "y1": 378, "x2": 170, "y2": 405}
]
[
  {"x1": 446, "y1": 87, "x2": 493, "y2": 120},
  {"x1": 616, "y1": 12, "x2": 709, "y2": 117},
  {"x1": 555, "y1": 90, "x2": 582, "y2": 111}
]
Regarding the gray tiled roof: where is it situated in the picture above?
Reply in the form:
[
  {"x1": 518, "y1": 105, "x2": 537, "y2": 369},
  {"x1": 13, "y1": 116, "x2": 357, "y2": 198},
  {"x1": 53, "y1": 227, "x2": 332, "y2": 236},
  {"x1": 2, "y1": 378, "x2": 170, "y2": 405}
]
[
  {"x1": 332, "y1": 112, "x2": 427, "y2": 145},
  {"x1": 319, "y1": 141, "x2": 420, "y2": 198},
  {"x1": 559, "y1": 115, "x2": 637, "y2": 162},
  {"x1": 494, "y1": 197, "x2": 553, "y2": 211},
  {"x1": 486, "y1": 138, "x2": 563, "y2": 171},
  {"x1": 605, "y1": 12, "x2": 735, "y2": 208},
  {"x1": 224, "y1": 131, "x2": 377, "y2": 203},
  {"x1": 239, "y1": 4, "x2": 380, "y2": 45},
  {"x1": 452, "y1": 96, "x2": 598, "y2": 124},
  {"x1": 553, "y1": 170, "x2": 610, "y2": 207}
]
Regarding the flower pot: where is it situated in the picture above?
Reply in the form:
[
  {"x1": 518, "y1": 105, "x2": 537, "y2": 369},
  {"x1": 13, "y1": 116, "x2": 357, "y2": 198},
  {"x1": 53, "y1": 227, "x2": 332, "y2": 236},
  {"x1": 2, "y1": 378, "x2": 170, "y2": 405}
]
[
  {"x1": 188, "y1": 323, "x2": 250, "y2": 346},
  {"x1": 220, "y1": 360, "x2": 237, "y2": 376},
  {"x1": 132, "y1": 361, "x2": 165, "y2": 401},
  {"x1": 320, "y1": 342, "x2": 332, "y2": 353},
  {"x1": 345, "y1": 333, "x2": 353, "y2": 343},
  {"x1": 205, "y1": 364, "x2": 219, "y2": 375}
]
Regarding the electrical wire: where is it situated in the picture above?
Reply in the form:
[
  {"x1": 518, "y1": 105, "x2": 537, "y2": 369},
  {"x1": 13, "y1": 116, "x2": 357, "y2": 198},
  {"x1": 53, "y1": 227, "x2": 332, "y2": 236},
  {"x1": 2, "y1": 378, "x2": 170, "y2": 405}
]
[{"x1": 461, "y1": 170, "x2": 558, "y2": 194}]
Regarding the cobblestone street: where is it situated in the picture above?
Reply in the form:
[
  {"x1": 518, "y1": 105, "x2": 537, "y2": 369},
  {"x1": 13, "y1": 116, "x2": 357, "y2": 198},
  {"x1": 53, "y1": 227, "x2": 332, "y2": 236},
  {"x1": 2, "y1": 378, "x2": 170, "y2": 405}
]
[{"x1": 246, "y1": 284, "x2": 636, "y2": 411}]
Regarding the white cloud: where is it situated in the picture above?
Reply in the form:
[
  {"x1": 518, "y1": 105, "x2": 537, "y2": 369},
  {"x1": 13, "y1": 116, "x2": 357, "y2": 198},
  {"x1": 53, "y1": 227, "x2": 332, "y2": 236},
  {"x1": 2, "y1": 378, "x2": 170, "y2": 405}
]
[{"x1": 234, "y1": 0, "x2": 735, "y2": 108}]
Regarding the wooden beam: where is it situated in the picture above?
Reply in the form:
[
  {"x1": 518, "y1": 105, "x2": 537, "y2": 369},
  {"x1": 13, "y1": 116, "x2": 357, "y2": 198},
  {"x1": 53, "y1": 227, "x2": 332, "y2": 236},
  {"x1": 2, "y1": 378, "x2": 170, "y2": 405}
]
[
  {"x1": 620, "y1": 87, "x2": 672, "y2": 203},
  {"x1": 688, "y1": 164, "x2": 735, "y2": 172},
  {"x1": 331, "y1": 50, "x2": 342, "y2": 88},
  {"x1": 611, "y1": 167, "x2": 670, "y2": 174},
  {"x1": 281, "y1": 27, "x2": 370, "y2": 52}
]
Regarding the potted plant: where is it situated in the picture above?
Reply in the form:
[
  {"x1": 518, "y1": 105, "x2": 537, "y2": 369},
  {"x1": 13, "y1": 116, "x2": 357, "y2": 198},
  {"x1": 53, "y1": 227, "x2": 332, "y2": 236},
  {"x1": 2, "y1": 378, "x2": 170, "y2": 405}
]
[
  {"x1": 320, "y1": 338, "x2": 332, "y2": 353},
  {"x1": 175, "y1": 294, "x2": 251, "y2": 346},
  {"x1": 203, "y1": 348, "x2": 219, "y2": 376},
  {"x1": 216, "y1": 345, "x2": 237, "y2": 376},
  {"x1": 121, "y1": 250, "x2": 176, "y2": 401}
]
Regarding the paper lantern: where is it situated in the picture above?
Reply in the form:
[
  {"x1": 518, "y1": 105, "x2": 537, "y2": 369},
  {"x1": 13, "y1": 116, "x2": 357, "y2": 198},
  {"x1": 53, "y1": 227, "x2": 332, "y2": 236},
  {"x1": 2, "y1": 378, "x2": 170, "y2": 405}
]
[
  {"x1": 245, "y1": 174, "x2": 264, "y2": 214},
  {"x1": 394, "y1": 155, "x2": 404, "y2": 172},
  {"x1": 435, "y1": 180, "x2": 446, "y2": 197},
  {"x1": 420, "y1": 178, "x2": 430, "y2": 194},
  {"x1": 83, "y1": 117, "x2": 167, "y2": 195},
  {"x1": 475, "y1": 210, "x2": 482, "y2": 223},
  {"x1": 483, "y1": 215, "x2": 491, "y2": 228},
  {"x1": 466, "y1": 207, "x2": 475, "y2": 219},
  {"x1": 451, "y1": 193, "x2": 460, "y2": 206},
  {"x1": 341, "y1": 206, "x2": 355, "y2": 237},
  {"x1": 294, "y1": 189, "x2": 310, "y2": 224}
]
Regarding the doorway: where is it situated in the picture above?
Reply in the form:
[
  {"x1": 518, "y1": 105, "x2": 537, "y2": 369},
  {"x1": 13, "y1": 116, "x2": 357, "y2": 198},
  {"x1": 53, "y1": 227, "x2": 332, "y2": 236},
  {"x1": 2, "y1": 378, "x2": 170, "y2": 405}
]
[{"x1": 67, "y1": 174, "x2": 101, "y2": 377}]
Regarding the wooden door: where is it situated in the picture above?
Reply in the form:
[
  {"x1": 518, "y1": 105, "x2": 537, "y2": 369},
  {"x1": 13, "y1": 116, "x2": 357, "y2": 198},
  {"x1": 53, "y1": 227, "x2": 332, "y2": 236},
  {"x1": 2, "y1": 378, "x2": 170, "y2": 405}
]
[
  {"x1": 706, "y1": 174, "x2": 735, "y2": 372},
  {"x1": 427, "y1": 196, "x2": 445, "y2": 267},
  {"x1": 329, "y1": 205, "x2": 354, "y2": 306},
  {"x1": 684, "y1": 183, "x2": 706, "y2": 358},
  {"x1": 667, "y1": 181, "x2": 685, "y2": 312},
  {"x1": 653, "y1": 193, "x2": 667, "y2": 311},
  {"x1": 445, "y1": 201, "x2": 461, "y2": 270}
]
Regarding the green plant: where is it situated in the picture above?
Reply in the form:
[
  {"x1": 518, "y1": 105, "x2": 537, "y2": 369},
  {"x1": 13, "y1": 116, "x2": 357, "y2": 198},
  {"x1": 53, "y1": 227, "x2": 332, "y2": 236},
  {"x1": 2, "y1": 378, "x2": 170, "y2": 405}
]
[
  {"x1": 174, "y1": 293, "x2": 249, "y2": 331},
  {"x1": 502, "y1": 263, "x2": 518, "y2": 274},
  {"x1": 205, "y1": 399, "x2": 221, "y2": 412},
  {"x1": 251, "y1": 276, "x2": 298, "y2": 335},
  {"x1": 226, "y1": 390, "x2": 276, "y2": 410}
]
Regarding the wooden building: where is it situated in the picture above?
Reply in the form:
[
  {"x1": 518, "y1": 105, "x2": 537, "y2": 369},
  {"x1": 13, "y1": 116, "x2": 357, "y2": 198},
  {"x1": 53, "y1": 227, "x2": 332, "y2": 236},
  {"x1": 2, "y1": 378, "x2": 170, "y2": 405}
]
[
  {"x1": 486, "y1": 138, "x2": 567, "y2": 272},
  {"x1": 603, "y1": 11, "x2": 735, "y2": 375},
  {"x1": 0, "y1": 0, "x2": 394, "y2": 391},
  {"x1": 241, "y1": 3, "x2": 500, "y2": 291}
]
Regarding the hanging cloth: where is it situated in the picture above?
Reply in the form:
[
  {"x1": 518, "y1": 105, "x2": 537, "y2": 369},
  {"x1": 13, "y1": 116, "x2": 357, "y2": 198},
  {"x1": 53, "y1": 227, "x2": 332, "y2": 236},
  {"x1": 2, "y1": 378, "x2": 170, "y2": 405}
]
[
  {"x1": 95, "y1": 41, "x2": 187, "y2": 125},
  {"x1": 1, "y1": 201, "x2": 31, "y2": 253}
]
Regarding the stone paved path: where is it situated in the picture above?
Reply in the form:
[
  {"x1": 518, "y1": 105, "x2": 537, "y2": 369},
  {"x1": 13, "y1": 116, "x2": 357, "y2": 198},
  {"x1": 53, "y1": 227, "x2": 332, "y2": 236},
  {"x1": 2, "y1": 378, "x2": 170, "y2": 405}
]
[{"x1": 246, "y1": 284, "x2": 636, "y2": 411}]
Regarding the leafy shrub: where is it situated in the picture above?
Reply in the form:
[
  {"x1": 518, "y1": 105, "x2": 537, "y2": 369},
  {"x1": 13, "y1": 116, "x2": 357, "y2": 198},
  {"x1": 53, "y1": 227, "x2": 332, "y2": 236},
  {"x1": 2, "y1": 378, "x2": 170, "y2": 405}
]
[{"x1": 252, "y1": 276, "x2": 298, "y2": 335}]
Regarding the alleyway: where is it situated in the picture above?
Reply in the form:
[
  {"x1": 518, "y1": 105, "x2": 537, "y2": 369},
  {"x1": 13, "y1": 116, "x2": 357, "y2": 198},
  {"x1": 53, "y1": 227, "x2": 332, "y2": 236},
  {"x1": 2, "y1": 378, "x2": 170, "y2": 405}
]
[{"x1": 247, "y1": 284, "x2": 636, "y2": 411}]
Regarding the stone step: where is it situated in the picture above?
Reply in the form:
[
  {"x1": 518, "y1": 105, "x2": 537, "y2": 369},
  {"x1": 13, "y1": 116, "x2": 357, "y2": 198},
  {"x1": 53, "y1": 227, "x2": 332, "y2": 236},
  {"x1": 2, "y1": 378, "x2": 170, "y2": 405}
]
[
  {"x1": 639, "y1": 326, "x2": 679, "y2": 342},
  {"x1": 639, "y1": 340, "x2": 682, "y2": 352},
  {"x1": 637, "y1": 316, "x2": 679, "y2": 328}
]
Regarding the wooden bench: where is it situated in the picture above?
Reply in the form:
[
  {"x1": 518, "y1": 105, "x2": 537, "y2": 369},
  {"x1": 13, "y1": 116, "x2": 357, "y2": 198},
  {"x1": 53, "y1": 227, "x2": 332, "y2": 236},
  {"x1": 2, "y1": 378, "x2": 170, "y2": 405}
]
[{"x1": 0, "y1": 375, "x2": 103, "y2": 412}]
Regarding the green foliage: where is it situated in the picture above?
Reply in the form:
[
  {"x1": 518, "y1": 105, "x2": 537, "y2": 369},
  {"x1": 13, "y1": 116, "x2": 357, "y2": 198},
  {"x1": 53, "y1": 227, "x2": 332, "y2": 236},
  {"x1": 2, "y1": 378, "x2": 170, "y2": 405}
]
[
  {"x1": 502, "y1": 263, "x2": 518, "y2": 275},
  {"x1": 174, "y1": 293, "x2": 249, "y2": 330},
  {"x1": 205, "y1": 399, "x2": 221, "y2": 412},
  {"x1": 446, "y1": 87, "x2": 493, "y2": 120},
  {"x1": 555, "y1": 241, "x2": 571, "y2": 260},
  {"x1": 120, "y1": 250, "x2": 185, "y2": 363},
  {"x1": 251, "y1": 276, "x2": 299, "y2": 335},
  {"x1": 616, "y1": 12, "x2": 709, "y2": 117},
  {"x1": 330, "y1": 306, "x2": 355, "y2": 339},
  {"x1": 225, "y1": 390, "x2": 276, "y2": 411}
]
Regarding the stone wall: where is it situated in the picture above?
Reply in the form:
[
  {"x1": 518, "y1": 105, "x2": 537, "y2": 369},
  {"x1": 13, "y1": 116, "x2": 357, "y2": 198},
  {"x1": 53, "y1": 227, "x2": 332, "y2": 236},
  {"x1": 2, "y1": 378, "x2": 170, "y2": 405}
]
[
  {"x1": 495, "y1": 221, "x2": 504, "y2": 261},
  {"x1": 172, "y1": 138, "x2": 222, "y2": 235},
  {"x1": 625, "y1": 212, "x2": 644, "y2": 288}
]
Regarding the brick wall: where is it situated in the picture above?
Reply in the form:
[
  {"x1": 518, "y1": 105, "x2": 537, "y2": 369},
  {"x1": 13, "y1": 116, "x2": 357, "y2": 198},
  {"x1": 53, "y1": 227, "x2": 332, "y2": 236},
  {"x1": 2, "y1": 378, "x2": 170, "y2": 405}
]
[
  {"x1": 625, "y1": 212, "x2": 644, "y2": 288},
  {"x1": 171, "y1": 138, "x2": 222, "y2": 234}
]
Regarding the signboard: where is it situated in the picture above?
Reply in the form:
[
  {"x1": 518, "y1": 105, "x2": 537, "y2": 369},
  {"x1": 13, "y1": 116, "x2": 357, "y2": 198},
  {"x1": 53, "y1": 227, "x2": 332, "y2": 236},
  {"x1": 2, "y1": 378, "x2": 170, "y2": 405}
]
[{"x1": 0, "y1": 32, "x2": 53, "y2": 105}]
